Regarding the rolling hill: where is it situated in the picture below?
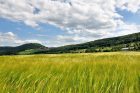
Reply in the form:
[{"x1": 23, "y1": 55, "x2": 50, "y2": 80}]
[
  {"x1": 0, "y1": 43, "x2": 47, "y2": 55},
  {"x1": 0, "y1": 32, "x2": 140, "y2": 55},
  {"x1": 42, "y1": 32, "x2": 140, "y2": 54}
]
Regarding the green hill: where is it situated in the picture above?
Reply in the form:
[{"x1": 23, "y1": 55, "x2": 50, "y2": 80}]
[
  {"x1": 0, "y1": 32, "x2": 140, "y2": 55},
  {"x1": 42, "y1": 32, "x2": 140, "y2": 54},
  {"x1": 0, "y1": 43, "x2": 47, "y2": 55}
]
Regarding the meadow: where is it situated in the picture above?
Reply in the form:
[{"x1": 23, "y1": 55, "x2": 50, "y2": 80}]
[{"x1": 0, "y1": 52, "x2": 140, "y2": 93}]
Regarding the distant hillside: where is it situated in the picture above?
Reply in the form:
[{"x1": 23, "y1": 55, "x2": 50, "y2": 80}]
[
  {"x1": 0, "y1": 43, "x2": 47, "y2": 55},
  {"x1": 0, "y1": 32, "x2": 140, "y2": 55},
  {"x1": 41, "y1": 32, "x2": 140, "y2": 54}
]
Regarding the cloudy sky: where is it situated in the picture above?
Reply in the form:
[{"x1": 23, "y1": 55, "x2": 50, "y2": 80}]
[{"x1": 0, "y1": 0, "x2": 140, "y2": 47}]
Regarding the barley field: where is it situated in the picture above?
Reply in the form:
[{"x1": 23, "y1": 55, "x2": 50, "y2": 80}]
[{"x1": 0, "y1": 52, "x2": 140, "y2": 93}]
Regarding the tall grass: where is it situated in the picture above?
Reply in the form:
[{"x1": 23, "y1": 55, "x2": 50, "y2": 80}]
[{"x1": 0, "y1": 52, "x2": 140, "y2": 93}]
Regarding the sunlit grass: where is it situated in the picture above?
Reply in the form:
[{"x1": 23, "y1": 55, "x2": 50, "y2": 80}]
[{"x1": 0, "y1": 52, "x2": 140, "y2": 93}]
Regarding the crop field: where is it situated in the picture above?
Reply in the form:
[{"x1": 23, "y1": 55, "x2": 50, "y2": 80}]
[{"x1": 0, "y1": 52, "x2": 140, "y2": 93}]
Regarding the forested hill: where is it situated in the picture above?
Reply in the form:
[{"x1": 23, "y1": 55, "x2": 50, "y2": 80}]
[
  {"x1": 0, "y1": 32, "x2": 140, "y2": 55},
  {"x1": 42, "y1": 32, "x2": 140, "y2": 53},
  {"x1": 0, "y1": 43, "x2": 47, "y2": 55}
]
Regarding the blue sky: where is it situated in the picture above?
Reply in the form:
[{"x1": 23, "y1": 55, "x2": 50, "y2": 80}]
[
  {"x1": 117, "y1": 9, "x2": 140, "y2": 24},
  {"x1": 0, "y1": 0, "x2": 140, "y2": 47},
  {"x1": 0, "y1": 18, "x2": 64, "y2": 41}
]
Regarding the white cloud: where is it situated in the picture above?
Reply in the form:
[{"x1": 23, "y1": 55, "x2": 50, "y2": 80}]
[
  {"x1": 14, "y1": 40, "x2": 42, "y2": 45},
  {"x1": 0, "y1": 32, "x2": 16, "y2": 43},
  {"x1": 114, "y1": 21, "x2": 140, "y2": 36},
  {"x1": 0, "y1": 0, "x2": 119, "y2": 29},
  {"x1": 0, "y1": 0, "x2": 140, "y2": 46},
  {"x1": 116, "y1": 0, "x2": 140, "y2": 13},
  {"x1": 0, "y1": 32, "x2": 42, "y2": 46}
]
